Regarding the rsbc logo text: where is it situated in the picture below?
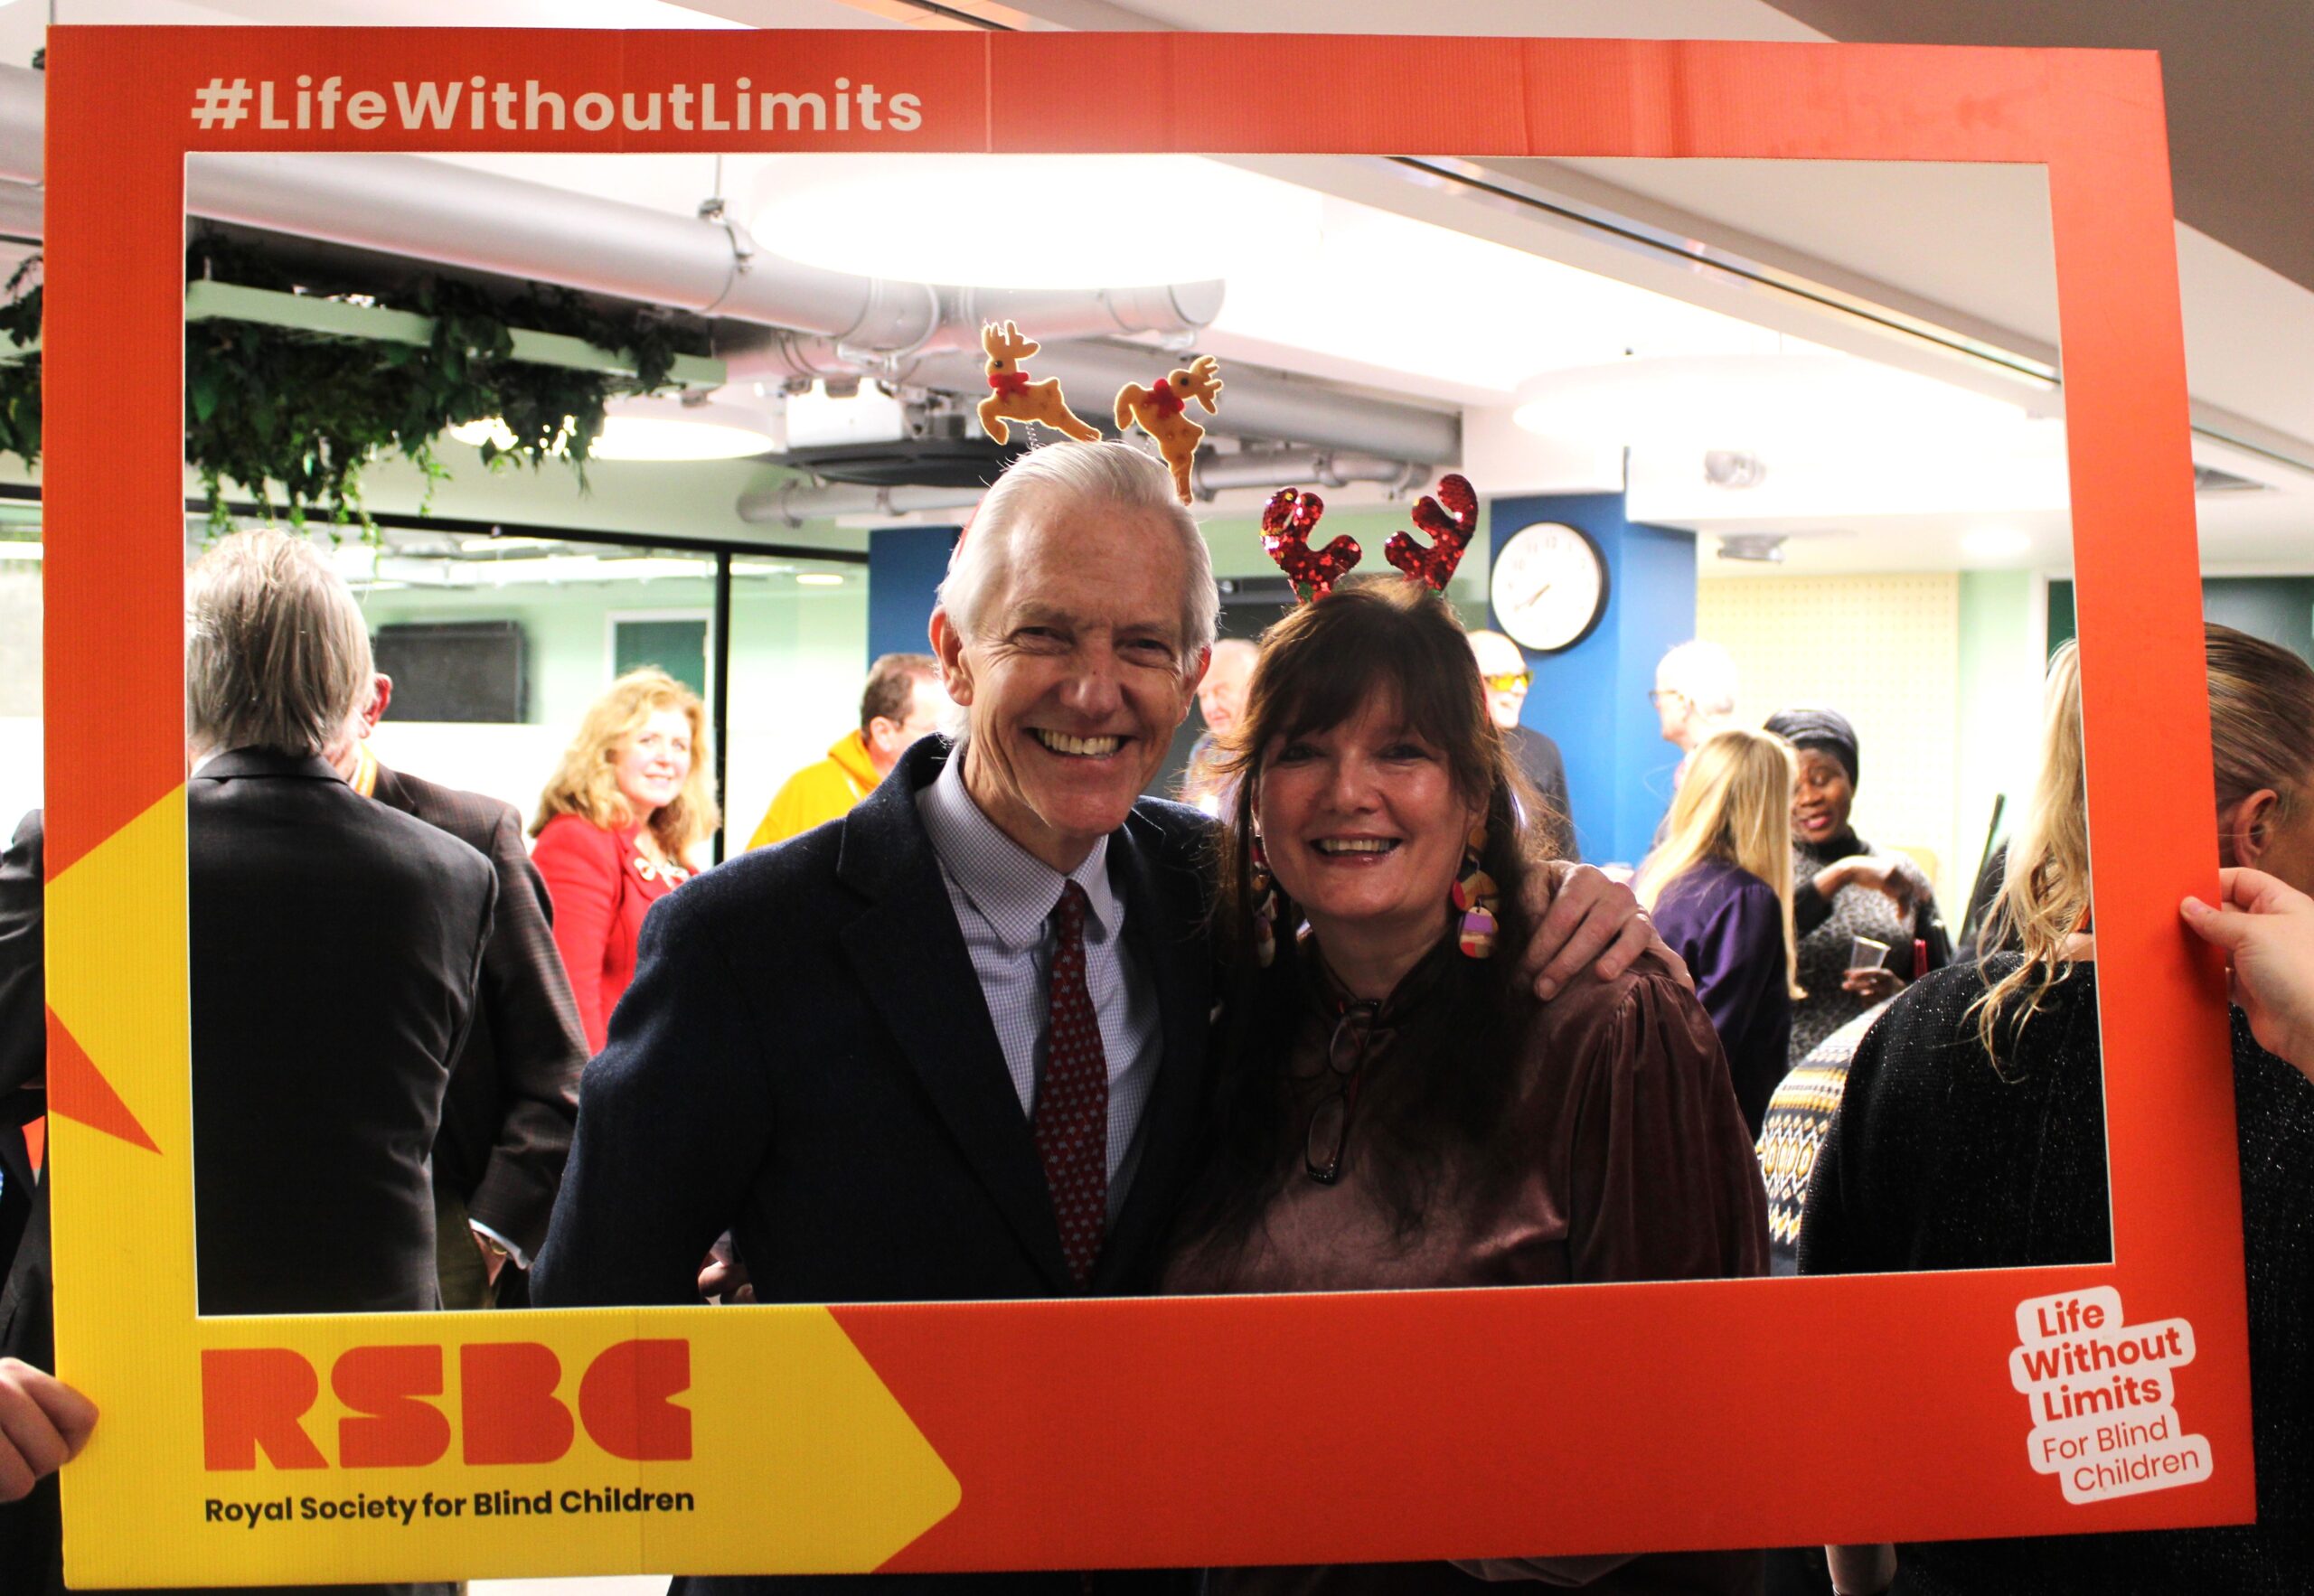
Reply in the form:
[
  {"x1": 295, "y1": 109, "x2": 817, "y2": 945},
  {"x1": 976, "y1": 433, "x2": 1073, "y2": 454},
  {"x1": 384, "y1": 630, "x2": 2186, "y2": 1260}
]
[{"x1": 201, "y1": 1339, "x2": 691, "y2": 1470}]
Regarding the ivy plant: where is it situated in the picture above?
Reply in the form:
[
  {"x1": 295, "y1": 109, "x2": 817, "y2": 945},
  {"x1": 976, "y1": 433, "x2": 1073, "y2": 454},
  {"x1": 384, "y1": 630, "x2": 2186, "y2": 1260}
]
[{"x1": 0, "y1": 234, "x2": 706, "y2": 534}]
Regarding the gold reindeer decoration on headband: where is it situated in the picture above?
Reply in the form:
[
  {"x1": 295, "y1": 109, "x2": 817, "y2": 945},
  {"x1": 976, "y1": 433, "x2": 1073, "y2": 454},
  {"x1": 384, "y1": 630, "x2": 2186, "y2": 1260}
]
[
  {"x1": 1115, "y1": 355, "x2": 1224, "y2": 506},
  {"x1": 976, "y1": 321, "x2": 1102, "y2": 445}
]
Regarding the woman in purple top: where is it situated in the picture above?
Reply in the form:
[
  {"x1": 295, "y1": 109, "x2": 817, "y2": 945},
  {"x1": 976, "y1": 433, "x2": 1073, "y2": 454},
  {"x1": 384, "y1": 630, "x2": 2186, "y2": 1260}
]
[{"x1": 1636, "y1": 728, "x2": 1803, "y2": 1138}]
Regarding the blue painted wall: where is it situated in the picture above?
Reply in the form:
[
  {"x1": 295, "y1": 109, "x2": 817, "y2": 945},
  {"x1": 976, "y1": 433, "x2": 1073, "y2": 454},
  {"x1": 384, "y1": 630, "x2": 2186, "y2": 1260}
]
[
  {"x1": 866, "y1": 524, "x2": 962, "y2": 665},
  {"x1": 1489, "y1": 493, "x2": 1697, "y2": 867}
]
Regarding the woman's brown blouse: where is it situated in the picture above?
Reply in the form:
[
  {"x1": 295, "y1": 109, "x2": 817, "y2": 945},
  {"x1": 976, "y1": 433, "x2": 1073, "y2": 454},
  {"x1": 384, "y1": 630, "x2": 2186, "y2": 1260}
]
[{"x1": 1165, "y1": 944, "x2": 1771, "y2": 1595}]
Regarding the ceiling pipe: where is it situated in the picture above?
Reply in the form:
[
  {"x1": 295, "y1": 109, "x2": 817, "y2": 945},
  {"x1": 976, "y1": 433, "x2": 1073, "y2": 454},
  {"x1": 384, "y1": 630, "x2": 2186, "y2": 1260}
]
[
  {"x1": 810, "y1": 341, "x2": 1462, "y2": 465},
  {"x1": 0, "y1": 67, "x2": 34, "y2": 187},
  {"x1": 184, "y1": 152, "x2": 1225, "y2": 356},
  {"x1": 735, "y1": 281, "x2": 1224, "y2": 380},
  {"x1": 1190, "y1": 447, "x2": 1426, "y2": 496},
  {"x1": 737, "y1": 479, "x2": 987, "y2": 527},
  {"x1": 743, "y1": 446, "x2": 1432, "y2": 528}
]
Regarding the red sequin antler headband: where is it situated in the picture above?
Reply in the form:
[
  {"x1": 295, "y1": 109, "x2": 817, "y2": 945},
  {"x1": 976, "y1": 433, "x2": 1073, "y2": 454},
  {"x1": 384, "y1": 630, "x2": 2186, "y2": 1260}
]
[
  {"x1": 1261, "y1": 487, "x2": 1360, "y2": 602},
  {"x1": 1386, "y1": 474, "x2": 1479, "y2": 592},
  {"x1": 1262, "y1": 474, "x2": 1479, "y2": 603}
]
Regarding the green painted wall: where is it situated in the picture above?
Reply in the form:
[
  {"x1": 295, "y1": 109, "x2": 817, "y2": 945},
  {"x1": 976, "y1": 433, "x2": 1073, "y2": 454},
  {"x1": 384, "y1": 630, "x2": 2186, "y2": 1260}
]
[
  {"x1": 1954, "y1": 569, "x2": 2045, "y2": 913},
  {"x1": 359, "y1": 571, "x2": 868, "y2": 852},
  {"x1": 2049, "y1": 576, "x2": 2314, "y2": 668}
]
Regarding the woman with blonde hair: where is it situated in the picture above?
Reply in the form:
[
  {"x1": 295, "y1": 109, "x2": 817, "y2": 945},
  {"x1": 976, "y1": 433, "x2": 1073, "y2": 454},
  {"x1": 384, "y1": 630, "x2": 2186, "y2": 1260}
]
[
  {"x1": 1801, "y1": 625, "x2": 2314, "y2": 1593},
  {"x1": 531, "y1": 667, "x2": 719, "y2": 1052},
  {"x1": 1636, "y1": 727, "x2": 1803, "y2": 1137}
]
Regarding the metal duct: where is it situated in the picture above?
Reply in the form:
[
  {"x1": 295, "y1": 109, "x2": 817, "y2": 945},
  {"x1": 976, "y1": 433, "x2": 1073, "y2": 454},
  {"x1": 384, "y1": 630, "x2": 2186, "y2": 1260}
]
[
  {"x1": 795, "y1": 340, "x2": 1462, "y2": 465},
  {"x1": 183, "y1": 153, "x2": 1226, "y2": 356},
  {"x1": 0, "y1": 68, "x2": 34, "y2": 187},
  {"x1": 743, "y1": 446, "x2": 1431, "y2": 527},
  {"x1": 1190, "y1": 447, "x2": 1425, "y2": 494},
  {"x1": 738, "y1": 479, "x2": 987, "y2": 526}
]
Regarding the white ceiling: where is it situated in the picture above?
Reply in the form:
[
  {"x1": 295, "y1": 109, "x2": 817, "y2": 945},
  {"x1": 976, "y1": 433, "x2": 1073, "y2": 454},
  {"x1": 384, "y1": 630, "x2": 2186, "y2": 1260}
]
[{"x1": 13, "y1": 0, "x2": 2310, "y2": 577}]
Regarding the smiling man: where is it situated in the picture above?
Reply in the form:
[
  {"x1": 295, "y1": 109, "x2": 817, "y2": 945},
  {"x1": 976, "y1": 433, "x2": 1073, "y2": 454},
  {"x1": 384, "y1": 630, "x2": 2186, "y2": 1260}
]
[{"x1": 531, "y1": 442, "x2": 1675, "y2": 1596}]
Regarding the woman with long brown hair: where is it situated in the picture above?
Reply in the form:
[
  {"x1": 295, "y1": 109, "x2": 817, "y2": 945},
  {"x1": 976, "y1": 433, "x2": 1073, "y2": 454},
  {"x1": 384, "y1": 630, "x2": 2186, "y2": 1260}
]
[
  {"x1": 1165, "y1": 577, "x2": 1767, "y2": 1595},
  {"x1": 1801, "y1": 625, "x2": 2314, "y2": 1593},
  {"x1": 531, "y1": 667, "x2": 719, "y2": 1053}
]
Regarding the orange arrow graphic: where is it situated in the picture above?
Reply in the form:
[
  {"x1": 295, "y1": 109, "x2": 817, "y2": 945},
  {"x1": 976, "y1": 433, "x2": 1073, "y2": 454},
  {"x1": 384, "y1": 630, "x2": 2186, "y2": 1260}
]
[{"x1": 46, "y1": 1011, "x2": 160, "y2": 1153}]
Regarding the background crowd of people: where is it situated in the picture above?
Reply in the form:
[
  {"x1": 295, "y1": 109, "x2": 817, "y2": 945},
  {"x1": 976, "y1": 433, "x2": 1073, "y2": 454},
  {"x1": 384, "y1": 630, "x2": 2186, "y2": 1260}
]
[{"x1": 0, "y1": 440, "x2": 2307, "y2": 1596}]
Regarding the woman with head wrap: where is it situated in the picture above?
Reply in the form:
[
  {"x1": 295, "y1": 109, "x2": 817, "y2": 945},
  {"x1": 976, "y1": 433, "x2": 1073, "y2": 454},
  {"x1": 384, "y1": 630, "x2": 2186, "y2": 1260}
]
[{"x1": 1762, "y1": 707, "x2": 1950, "y2": 1063}]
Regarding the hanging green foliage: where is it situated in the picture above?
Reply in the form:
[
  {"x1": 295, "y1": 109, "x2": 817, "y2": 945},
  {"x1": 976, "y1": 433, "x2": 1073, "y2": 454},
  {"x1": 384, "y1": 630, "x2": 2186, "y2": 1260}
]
[
  {"x1": 0, "y1": 258, "x2": 38, "y2": 468},
  {"x1": 0, "y1": 235, "x2": 708, "y2": 533}
]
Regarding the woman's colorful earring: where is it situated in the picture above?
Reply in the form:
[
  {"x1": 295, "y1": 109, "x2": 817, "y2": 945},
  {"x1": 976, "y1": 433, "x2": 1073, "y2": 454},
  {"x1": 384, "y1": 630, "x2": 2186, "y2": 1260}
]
[
  {"x1": 1251, "y1": 837, "x2": 1279, "y2": 968},
  {"x1": 1453, "y1": 822, "x2": 1498, "y2": 960}
]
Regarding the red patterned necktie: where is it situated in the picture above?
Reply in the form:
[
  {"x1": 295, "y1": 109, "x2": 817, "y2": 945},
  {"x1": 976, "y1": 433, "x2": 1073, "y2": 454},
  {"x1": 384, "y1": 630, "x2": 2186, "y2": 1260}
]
[{"x1": 1035, "y1": 880, "x2": 1110, "y2": 1287}]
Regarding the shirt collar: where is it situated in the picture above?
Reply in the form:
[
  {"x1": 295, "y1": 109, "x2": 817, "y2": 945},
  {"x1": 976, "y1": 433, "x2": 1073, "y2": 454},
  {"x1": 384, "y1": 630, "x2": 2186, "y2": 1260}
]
[{"x1": 918, "y1": 742, "x2": 1124, "y2": 953}]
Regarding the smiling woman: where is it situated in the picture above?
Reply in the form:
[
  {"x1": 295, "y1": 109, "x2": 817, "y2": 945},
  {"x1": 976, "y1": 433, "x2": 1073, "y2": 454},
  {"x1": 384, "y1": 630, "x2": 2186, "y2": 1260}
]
[
  {"x1": 531, "y1": 667, "x2": 718, "y2": 1052},
  {"x1": 1166, "y1": 577, "x2": 1769, "y2": 1595},
  {"x1": 1763, "y1": 705, "x2": 1952, "y2": 1064}
]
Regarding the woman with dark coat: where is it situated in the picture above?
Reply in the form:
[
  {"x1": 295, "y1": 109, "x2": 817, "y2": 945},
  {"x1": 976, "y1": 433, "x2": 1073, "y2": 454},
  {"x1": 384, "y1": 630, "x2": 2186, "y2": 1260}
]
[{"x1": 1762, "y1": 707, "x2": 1949, "y2": 1063}]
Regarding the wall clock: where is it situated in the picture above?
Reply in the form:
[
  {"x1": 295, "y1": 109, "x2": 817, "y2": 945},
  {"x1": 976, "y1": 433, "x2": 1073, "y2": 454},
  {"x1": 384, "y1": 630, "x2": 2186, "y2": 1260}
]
[{"x1": 1489, "y1": 521, "x2": 1609, "y2": 653}]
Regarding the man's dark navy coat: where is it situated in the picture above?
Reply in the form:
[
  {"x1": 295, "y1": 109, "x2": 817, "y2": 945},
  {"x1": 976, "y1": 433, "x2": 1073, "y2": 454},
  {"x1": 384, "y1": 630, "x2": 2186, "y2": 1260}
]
[{"x1": 533, "y1": 737, "x2": 1216, "y2": 1593}]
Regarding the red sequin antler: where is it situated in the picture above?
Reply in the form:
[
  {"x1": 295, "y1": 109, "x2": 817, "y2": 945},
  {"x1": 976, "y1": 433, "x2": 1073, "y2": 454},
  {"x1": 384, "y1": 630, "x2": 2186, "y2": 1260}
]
[
  {"x1": 1262, "y1": 488, "x2": 1361, "y2": 602},
  {"x1": 1384, "y1": 474, "x2": 1479, "y2": 591}
]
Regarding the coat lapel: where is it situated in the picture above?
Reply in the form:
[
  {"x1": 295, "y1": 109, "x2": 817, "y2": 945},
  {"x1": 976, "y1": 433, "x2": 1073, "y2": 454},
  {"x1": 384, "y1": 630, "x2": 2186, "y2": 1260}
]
[
  {"x1": 835, "y1": 742, "x2": 1076, "y2": 1293},
  {"x1": 1093, "y1": 806, "x2": 1215, "y2": 1293}
]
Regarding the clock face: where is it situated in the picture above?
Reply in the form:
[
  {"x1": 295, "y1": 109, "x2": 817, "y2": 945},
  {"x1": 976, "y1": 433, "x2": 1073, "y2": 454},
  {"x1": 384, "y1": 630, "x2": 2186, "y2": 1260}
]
[{"x1": 1489, "y1": 521, "x2": 1609, "y2": 653}]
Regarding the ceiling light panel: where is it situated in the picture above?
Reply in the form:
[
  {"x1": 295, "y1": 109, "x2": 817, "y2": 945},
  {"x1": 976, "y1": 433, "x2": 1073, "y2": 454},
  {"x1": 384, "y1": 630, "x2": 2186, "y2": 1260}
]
[
  {"x1": 749, "y1": 155, "x2": 1318, "y2": 289},
  {"x1": 1208, "y1": 191, "x2": 1781, "y2": 396}
]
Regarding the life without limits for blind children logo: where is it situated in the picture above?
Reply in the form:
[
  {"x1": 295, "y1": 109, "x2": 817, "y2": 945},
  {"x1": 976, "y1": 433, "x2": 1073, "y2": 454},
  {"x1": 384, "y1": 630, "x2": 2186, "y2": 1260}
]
[{"x1": 2010, "y1": 1287, "x2": 2211, "y2": 1505}]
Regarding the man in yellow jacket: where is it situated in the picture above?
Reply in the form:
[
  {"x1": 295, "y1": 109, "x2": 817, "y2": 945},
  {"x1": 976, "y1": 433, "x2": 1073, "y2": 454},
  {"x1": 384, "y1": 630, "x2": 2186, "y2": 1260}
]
[{"x1": 747, "y1": 653, "x2": 945, "y2": 850}]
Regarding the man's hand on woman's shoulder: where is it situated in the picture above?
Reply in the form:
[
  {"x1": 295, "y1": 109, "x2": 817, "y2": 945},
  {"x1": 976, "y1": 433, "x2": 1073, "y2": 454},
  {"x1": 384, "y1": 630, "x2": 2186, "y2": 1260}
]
[{"x1": 1521, "y1": 861, "x2": 1693, "y2": 1001}]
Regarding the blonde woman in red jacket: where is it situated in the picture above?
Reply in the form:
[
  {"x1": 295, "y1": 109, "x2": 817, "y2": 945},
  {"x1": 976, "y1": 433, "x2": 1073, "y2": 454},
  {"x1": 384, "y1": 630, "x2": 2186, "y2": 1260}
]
[{"x1": 531, "y1": 668, "x2": 719, "y2": 1054}]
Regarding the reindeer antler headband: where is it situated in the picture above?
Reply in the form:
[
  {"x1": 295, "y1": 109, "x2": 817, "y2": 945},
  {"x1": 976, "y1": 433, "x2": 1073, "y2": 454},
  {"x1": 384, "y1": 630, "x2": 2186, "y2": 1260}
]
[
  {"x1": 976, "y1": 321, "x2": 1102, "y2": 446},
  {"x1": 1115, "y1": 355, "x2": 1225, "y2": 507},
  {"x1": 1263, "y1": 474, "x2": 1480, "y2": 603},
  {"x1": 955, "y1": 325, "x2": 1226, "y2": 562}
]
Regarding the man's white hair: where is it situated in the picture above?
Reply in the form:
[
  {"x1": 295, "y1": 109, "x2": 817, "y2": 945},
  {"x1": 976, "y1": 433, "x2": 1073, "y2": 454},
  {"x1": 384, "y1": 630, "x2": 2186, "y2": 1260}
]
[
  {"x1": 938, "y1": 441, "x2": 1219, "y2": 661},
  {"x1": 185, "y1": 529, "x2": 373, "y2": 759},
  {"x1": 1657, "y1": 638, "x2": 1739, "y2": 718}
]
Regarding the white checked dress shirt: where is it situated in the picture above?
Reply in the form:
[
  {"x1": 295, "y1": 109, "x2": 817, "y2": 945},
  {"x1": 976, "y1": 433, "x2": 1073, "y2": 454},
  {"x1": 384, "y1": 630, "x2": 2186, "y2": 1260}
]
[{"x1": 916, "y1": 747, "x2": 1162, "y2": 1223}]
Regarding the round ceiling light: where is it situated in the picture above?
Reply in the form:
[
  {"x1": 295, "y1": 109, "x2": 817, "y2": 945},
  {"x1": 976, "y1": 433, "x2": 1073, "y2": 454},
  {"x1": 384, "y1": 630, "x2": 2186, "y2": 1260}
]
[
  {"x1": 1513, "y1": 352, "x2": 2038, "y2": 455},
  {"x1": 1960, "y1": 525, "x2": 2035, "y2": 561},
  {"x1": 747, "y1": 155, "x2": 1319, "y2": 288}
]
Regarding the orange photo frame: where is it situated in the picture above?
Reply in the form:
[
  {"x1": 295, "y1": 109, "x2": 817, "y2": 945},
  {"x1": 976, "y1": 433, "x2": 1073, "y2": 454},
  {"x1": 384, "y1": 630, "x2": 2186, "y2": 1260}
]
[{"x1": 40, "y1": 26, "x2": 2241, "y2": 1587}]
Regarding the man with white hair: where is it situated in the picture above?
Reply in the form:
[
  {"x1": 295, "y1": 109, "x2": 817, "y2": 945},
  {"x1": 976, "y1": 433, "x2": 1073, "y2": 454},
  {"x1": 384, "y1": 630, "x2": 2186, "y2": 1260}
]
[
  {"x1": 539, "y1": 444, "x2": 1231, "y2": 1327},
  {"x1": 0, "y1": 529, "x2": 494, "y2": 1593},
  {"x1": 1654, "y1": 638, "x2": 1740, "y2": 768},
  {"x1": 1181, "y1": 635, "x2": 1256, "y2": 815},
  {"x1": 533, "y1": 443, "x2": 1674, "y2": 1594}
]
